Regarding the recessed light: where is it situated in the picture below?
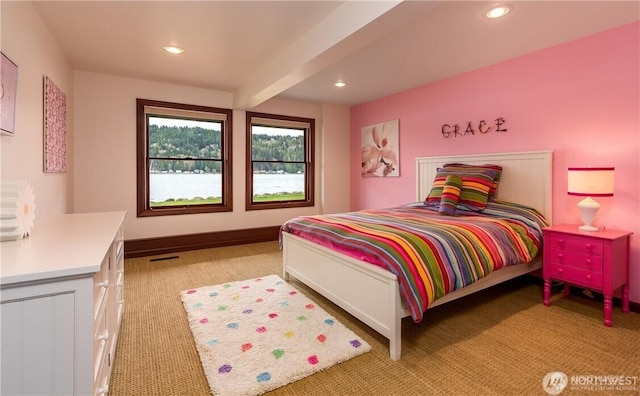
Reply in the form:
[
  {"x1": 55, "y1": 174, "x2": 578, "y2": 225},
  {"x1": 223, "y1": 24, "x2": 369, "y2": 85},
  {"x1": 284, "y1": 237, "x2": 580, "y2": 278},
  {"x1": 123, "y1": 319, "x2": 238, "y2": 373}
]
[
  {"x1": 486, "y1": 4, "x2": 513, "y2": 19},
  {"x1": 334, "y1": 81, "x2": 346, "y2": 88},
  {"x1": 163, "y1": 45, "x2": 185, "y2": 54}
]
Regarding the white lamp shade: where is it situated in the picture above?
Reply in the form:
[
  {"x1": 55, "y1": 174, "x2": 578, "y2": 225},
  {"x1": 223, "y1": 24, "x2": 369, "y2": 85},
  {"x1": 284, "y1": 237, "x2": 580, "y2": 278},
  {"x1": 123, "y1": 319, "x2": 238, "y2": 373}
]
[{"x1": 567, "y1": 167, "x2": 615, "y2": 197}]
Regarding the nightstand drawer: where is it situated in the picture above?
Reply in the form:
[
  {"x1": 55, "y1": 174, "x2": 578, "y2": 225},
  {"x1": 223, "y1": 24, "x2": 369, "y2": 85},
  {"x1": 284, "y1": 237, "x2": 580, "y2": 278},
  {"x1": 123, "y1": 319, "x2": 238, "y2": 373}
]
[
  {"x1": 546, "y1": 263, "x2": 603, "y2": 289},
  {"x1": 548, "y1": 235, "x2": 604, "y2": 256},
  {"x1": 547, "y1": 249, "x2": 603, "y2": 271}
]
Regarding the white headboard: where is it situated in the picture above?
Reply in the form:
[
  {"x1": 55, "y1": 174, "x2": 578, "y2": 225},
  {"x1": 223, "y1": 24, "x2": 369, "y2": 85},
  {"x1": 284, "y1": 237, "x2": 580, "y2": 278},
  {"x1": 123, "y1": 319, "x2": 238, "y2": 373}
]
[{"x1": 416, "y1": 150, "x2": 553, "y2": 222}]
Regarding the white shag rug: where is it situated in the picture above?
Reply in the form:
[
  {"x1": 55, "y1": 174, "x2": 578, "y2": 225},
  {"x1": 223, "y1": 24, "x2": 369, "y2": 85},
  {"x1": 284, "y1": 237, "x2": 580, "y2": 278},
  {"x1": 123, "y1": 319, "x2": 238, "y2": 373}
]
[{"x1": 181, "y1": 274, "x2": 371, "y2": 396}]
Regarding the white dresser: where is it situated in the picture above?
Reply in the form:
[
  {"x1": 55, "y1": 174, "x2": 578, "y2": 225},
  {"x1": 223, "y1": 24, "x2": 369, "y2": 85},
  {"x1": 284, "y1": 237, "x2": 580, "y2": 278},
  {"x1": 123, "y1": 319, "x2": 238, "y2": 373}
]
[{"x1": 1, "y1": 211, "x2": 126, "y2": 396}]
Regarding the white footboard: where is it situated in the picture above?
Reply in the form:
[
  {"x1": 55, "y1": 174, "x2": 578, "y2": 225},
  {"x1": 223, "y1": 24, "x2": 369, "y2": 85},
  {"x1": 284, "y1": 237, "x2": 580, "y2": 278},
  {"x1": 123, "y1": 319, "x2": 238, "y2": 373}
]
[
  {"x1": 282, "y1": 232, "x2": 407, "y2": 360},
  {"x1": 282, "y1": 232, "x2": 542, "y2": 360}
]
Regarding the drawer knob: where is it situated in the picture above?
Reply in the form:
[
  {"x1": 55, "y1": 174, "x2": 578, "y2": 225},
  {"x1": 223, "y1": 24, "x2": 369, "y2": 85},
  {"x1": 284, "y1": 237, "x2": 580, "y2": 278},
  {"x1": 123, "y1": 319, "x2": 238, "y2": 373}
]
[
  {"x1": 585, "y1": 258, "x2": 592, "y2": 264},
  {"x1": 556, "y1": 253, "x2": 563, "y2": 259},
  {"x1": 557, "y1": 268, "x2": 563, "y2": 274},
  {"x1": 98, "y1": 280, "x2": 109, "y2": 288},
  {"x1": 98, "y1": 331, "x2": 110, "y2": 341},
  {"x1": 586, "y1": 274, "x2": 592, "y2": 280},
  {"x1": 97, "y1": 385, "x2": 109, "y2": 395}
]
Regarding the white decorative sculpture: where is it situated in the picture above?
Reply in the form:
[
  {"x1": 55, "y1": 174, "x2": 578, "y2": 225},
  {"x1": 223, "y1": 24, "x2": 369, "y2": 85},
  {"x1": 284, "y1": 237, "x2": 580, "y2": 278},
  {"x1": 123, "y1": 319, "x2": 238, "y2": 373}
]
[{"x1": 1, "y1": 180, "x2": 36, "y2": 241}]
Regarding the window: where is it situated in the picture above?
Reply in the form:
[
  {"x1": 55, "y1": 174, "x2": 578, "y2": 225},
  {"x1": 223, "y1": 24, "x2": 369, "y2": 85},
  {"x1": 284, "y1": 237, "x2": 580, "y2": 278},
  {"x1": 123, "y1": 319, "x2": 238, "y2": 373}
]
[
  {"x1": 246, "y1": 112, "x2": 314, "y2": 210},
  {"x1": 136, "y1": 99, "x2": 232, "y2": 217}
]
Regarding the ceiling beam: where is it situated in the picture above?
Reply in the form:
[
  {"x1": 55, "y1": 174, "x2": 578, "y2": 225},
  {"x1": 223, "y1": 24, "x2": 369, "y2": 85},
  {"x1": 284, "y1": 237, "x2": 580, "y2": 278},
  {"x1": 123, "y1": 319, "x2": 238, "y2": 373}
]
[{"x1": 233, "y1": 0, "x2": 404, "y2": 109}]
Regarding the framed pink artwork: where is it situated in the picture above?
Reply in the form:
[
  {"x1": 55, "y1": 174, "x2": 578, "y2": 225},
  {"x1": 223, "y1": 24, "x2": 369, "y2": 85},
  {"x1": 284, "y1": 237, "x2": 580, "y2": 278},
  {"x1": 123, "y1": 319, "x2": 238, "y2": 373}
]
[
  {"x1": 1, "y1": 52, "x2": 18, "y2": 136},
  {"x1": 44, "y1": 76, "x2": 67, "y2": 173},
  {"x1": 361, "y1": 119, "x2": 400, "y2": 177}
]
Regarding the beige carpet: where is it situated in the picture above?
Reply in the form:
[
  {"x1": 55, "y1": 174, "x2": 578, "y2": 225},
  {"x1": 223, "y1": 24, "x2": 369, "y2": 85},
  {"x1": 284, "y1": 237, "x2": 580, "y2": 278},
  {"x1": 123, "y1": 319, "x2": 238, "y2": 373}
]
[{"x1": 109, "y1": 242, "x2": 640, "y2": 395}]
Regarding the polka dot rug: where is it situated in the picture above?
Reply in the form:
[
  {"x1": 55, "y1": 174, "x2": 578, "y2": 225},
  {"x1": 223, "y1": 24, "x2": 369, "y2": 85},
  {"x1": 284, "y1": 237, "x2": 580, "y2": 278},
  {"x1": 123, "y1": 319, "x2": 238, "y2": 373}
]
[{"x1": 181, "y1": 274, "x2": 371, "y2": 396}]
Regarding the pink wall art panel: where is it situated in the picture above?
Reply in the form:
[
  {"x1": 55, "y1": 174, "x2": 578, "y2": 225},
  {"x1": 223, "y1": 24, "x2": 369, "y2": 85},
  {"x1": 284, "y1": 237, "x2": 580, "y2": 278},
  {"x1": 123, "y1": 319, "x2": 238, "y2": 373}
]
[
  {"x1": 1, "y1": 52, "x2": 18, "y2": 136},
  {"x1": 361, "y1": 119, "x2": 399, "y2": 177},
  {"x1": 44, "y1": 76, "x2": 66, "y2": 173}
]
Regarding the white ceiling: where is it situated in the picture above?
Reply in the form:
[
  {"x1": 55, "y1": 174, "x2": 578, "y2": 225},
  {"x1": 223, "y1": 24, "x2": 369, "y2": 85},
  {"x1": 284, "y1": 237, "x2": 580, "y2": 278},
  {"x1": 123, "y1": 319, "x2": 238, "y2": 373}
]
[{"x1": 31, "y1": 1, "x2": 639, "y2": 109}]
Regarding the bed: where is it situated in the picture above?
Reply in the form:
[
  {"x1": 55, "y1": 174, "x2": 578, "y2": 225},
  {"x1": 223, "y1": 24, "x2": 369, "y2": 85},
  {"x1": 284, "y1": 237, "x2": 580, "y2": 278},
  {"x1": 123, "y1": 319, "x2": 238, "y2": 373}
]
[{"x1": 281, "y1": 150, "x2": 553, "y2": 360}]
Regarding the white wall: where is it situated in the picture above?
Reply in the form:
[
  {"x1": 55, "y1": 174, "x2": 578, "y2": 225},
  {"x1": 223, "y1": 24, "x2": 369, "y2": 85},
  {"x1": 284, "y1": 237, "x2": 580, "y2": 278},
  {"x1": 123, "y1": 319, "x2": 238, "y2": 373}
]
[
  {"x1": 1, "y1": 1, "x2": 351, "y2": 241},
  {"x1": 1, "y1": 1, "x2": 74, "y2": 216},
  {"x1": 73, "y1": 71, "x2": 351, "y2": 240}
]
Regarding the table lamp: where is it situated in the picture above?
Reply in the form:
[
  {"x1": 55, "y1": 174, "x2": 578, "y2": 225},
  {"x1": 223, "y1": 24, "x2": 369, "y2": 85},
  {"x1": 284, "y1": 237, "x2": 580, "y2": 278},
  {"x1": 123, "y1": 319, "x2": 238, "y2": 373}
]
[{"x1": 567, "y1": 167, "x2": 614, "y2": 231}]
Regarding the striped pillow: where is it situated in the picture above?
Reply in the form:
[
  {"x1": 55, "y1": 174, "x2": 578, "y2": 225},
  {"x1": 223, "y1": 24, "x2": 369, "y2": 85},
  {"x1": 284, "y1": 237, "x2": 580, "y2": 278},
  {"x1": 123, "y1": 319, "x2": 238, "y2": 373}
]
[
  {"x1": 425, "y1": 167, "x2": 498, "y2": 211},
  {"x1": 443, "y1": 163, "x2": 502, "y2": 200},
  {"x1": 438, "y1": 175, "x2": 462, "y2": 215}
]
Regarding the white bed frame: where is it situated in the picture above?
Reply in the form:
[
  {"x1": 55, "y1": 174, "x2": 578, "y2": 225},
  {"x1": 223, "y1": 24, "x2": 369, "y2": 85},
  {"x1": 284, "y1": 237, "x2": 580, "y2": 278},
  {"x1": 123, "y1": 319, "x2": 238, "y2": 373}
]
[{"x1": 282, "y1": 150, "x2": 553, "y2": 360}]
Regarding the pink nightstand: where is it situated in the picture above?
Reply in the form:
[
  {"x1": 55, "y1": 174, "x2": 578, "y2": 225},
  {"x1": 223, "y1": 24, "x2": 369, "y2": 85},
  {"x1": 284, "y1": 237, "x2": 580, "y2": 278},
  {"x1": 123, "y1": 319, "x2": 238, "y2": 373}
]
[{"x1": 543, "y1": 224, "x2": 633, "y2": 326}]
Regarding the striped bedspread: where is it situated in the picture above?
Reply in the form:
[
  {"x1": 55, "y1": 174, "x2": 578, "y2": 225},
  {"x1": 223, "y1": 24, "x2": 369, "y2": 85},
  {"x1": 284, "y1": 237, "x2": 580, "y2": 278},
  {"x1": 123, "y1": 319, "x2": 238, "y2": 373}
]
[{"x1": 280, "y1": 200, "x2": 548, "y2": 322}]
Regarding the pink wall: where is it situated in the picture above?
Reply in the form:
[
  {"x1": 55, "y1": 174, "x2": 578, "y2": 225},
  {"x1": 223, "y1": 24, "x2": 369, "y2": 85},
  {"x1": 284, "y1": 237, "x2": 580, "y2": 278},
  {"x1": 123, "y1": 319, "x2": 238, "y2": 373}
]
[{"x1": 350, "y1": 22, "x2": 640, "y2": 302}]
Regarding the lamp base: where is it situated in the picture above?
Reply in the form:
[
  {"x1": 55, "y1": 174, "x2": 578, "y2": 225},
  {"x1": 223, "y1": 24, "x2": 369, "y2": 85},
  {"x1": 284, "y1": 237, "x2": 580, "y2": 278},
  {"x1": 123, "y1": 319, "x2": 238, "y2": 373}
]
[{"x1": 577, "y1": 197, "x2": 600, "y2": 232}]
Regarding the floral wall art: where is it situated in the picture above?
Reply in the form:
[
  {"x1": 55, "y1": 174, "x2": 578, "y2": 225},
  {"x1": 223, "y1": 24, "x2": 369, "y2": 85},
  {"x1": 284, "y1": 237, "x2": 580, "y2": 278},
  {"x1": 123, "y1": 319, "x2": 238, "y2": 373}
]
[
  {"x1": 361, "y1": 119, "x2": 399, "y2": 177},
  {"x1": 44, "y1": 76, "x2": 67, "y2": 173}
]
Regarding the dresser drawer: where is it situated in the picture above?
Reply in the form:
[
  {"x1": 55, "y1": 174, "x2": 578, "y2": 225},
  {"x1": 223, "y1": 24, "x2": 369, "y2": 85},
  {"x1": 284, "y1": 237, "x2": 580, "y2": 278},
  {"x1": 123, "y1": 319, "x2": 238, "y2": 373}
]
[
  {"x1": 94, "y1": 355, "x2": 110, "y2": 396},
  {"x1": 546, "y1": 263, "x2": 603, "y2": 289},
  {"x1": 93, "y1": 276, "x2": 108, "y2": 322},
  {"x1": 115, "y1": 270, "x2": 125, "y2": 326},
  {"x1": 547, "y1": 249, "x2": 603, "y2": 271},
  {"x1": 93, "y1": 251, "x2": 110, "y2": 318},
  {"x1": 547, "y1": 234, "x2": 604, "y2": 256},
  {"x1": 93, "y1": 301, "x2": 109, "y2": 383},
  {"x1": 115, "y1": 270, "x2": 124, "y2": 303}
]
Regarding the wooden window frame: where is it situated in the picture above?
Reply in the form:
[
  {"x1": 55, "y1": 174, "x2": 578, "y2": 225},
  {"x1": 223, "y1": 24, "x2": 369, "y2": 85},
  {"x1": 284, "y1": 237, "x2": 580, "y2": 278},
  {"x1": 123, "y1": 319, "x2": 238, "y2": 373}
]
[
  {"x1": 136, "y1": 99, "x2": 232, "y2": 217},
  {"x1": 245, "y1": 111, "x2": 314, "y2": 211}
]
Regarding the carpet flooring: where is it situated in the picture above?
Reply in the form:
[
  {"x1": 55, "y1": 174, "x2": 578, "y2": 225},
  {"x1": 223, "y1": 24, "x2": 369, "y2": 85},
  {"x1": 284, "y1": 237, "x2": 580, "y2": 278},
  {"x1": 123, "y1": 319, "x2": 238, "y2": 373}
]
[{"x1": 109, "y1": 242, "x2": 640, "y2": 395}]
